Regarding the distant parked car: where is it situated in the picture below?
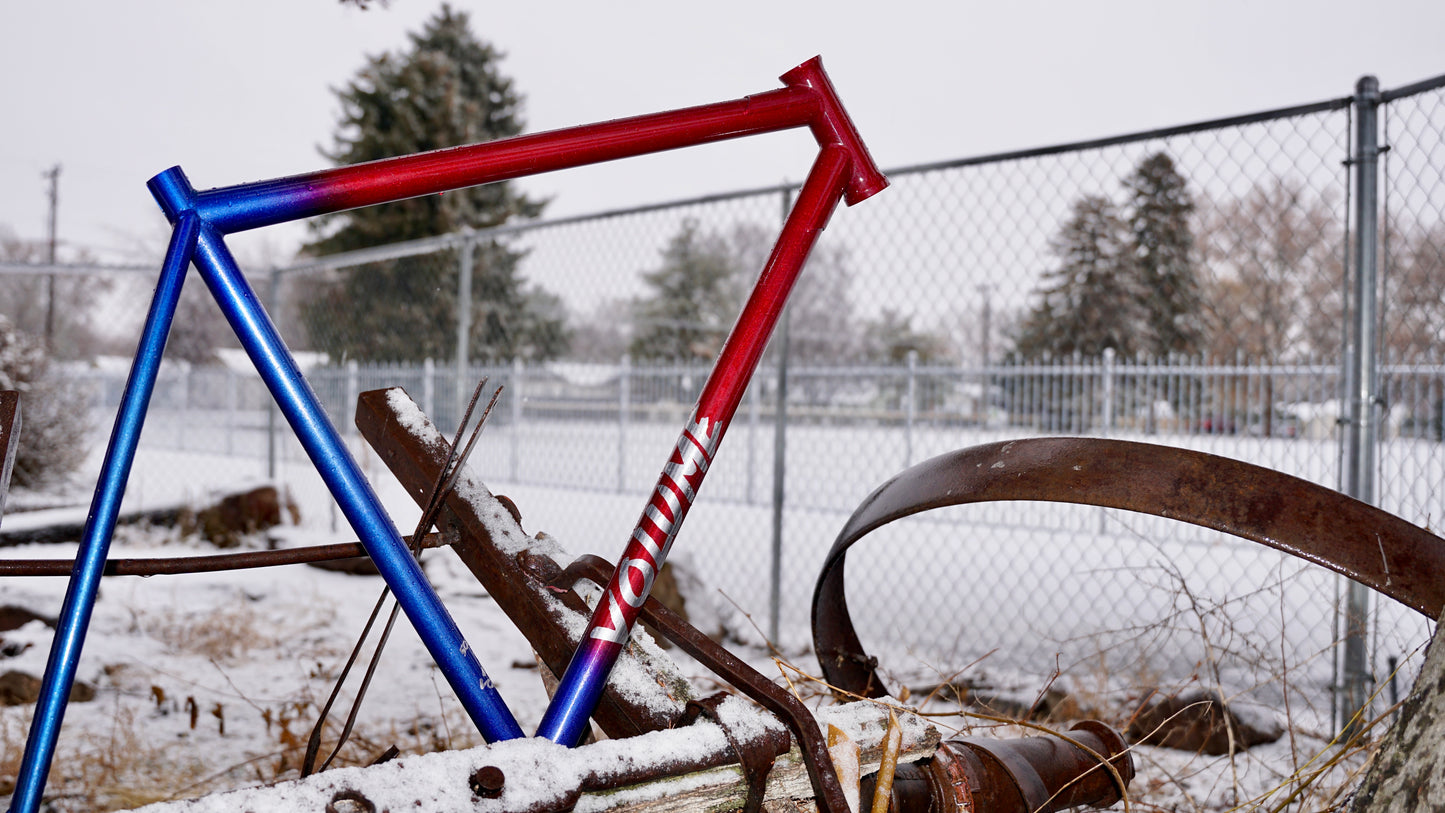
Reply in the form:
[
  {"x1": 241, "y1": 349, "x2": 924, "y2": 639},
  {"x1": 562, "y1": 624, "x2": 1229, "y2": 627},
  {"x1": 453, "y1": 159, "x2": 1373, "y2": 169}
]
[
  {"x1": 1246, "y1": 409, "x2": 1301, "y2": 439},
  {"x1": 1196, "y1": 414, "x2": 1237, "y2": 435}
]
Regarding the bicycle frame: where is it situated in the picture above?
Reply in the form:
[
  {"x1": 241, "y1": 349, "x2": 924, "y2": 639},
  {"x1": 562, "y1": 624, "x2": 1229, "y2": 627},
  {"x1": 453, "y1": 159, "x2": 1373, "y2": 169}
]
[{"x1": 10, "y1": 56, "x2": 883, "y2": 810}]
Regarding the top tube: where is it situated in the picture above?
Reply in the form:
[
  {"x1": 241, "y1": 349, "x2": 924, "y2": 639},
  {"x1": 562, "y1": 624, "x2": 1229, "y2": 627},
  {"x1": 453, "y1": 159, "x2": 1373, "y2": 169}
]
[{"x1": 172, "y1": 57, "x2": 886, "y2": 235}]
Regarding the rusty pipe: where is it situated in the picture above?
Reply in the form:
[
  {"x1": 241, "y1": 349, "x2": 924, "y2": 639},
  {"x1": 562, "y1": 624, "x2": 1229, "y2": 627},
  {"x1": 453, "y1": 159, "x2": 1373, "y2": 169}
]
[
  {"x1": 863, "y1": 721, "x2": 1133, "y2": 812},
  {"x1": 0, "y1": 533, "x2": 446, "y2": 577}
]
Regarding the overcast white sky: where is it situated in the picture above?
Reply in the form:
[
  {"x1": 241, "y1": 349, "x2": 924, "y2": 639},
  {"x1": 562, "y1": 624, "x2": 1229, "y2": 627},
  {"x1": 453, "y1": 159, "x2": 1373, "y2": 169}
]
[{"x1": 2, "y1": 0, "x2": 1444, "y2": 266}]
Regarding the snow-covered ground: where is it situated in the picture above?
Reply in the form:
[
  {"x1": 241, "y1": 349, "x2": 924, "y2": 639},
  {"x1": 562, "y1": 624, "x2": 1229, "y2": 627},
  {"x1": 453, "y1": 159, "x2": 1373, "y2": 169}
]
[{"x1": 0, "y1": 412, "x2": 1431, "y2": 809}]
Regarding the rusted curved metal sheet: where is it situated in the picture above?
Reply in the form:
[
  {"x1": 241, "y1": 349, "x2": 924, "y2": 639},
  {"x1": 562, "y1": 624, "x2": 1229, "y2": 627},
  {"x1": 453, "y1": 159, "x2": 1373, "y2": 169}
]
[{"x1": 812, "y1": 437, "x2": 1445, "y2": 698}]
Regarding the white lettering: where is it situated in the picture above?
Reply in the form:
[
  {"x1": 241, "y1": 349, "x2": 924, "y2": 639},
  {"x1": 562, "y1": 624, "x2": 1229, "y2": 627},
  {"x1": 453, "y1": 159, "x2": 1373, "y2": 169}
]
[
  {"x1": 618, "y1": 557, "x2": 657, "y2": 608},
  {"x1": 655, "y1": 478, "x2": 685, "y2": 516},
  {"x1": 644, "y1": 502, "x2": 674, "y2": 536},
  {"x1": 632, "y1": 526, "x2": 663, "y2": 559},
  {"x1": 663, "y1": 443, "x2": 703, "y2": 501},
  {"x1": 589, "y1": 589, "x2": 631, "y2": 644},
  {"x1": 687, "y1": 415, "x2": 723, "y2": 456}
]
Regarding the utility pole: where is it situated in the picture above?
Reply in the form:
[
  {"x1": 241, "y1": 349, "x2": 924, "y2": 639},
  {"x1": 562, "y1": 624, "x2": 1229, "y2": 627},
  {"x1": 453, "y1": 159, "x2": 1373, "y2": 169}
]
[{"x1": 43, "y1": 164, "x2": 61, "y2": 351}]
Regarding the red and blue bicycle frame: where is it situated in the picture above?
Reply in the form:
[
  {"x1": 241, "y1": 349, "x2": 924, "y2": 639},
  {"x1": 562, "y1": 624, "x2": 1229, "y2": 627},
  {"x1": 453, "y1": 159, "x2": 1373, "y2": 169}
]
[{"x1": 10, "y1": 56, "x2": 884, "y2": 811}]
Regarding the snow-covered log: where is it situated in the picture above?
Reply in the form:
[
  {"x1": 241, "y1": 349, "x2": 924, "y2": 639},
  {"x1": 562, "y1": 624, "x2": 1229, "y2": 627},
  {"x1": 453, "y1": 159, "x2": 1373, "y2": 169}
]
[
  {"x1": 1349, "y1": 607, "x2": 1445, "y2": 811},
  {"x1": 130, "y1": 702, "x2": 939, "y2": 813}
]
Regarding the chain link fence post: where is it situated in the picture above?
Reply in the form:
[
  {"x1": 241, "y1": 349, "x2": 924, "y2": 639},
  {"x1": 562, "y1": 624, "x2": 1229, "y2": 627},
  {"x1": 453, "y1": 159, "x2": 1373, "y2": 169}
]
[
  {"x1": 456, "y1": 238, "x2": 474, "y2": 419},
  {"x1": 768, "y1": 185, "x2": 792, "y2": 645},
  {"x1": 904, "y1": 349, "x2": 918, "y2": 467},
  {"x1": 510, "y1": 356, "x2": 523, "y2": 482},
  {"x1": 1341, "y1": 74, "x2": 1383, "y2": 734},
  {"x1": 618, "y1": 353, "x2": 630, "y2": 493}
]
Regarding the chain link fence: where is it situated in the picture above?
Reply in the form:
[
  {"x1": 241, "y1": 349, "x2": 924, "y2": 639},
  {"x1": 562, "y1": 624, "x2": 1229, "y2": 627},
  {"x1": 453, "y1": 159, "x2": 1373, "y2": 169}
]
[{"x1": 5, "y1": 72, "x2": 1444, "y2": 729}]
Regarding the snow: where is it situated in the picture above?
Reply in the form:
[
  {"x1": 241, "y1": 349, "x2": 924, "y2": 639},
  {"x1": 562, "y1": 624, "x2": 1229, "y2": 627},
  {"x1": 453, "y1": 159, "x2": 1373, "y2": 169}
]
[
  {"x1": 125, "y1": 698, "x2": 930, "y2": 813},
  {"x1": 0, "y1": 401, "x2": 1429, "y2": 810},
  {"x1": 120, "y1": 696, "x2": 783, "y2": 812},
  {"x1": 385, "y1": 386, "x2": 437, "y2": 442}
]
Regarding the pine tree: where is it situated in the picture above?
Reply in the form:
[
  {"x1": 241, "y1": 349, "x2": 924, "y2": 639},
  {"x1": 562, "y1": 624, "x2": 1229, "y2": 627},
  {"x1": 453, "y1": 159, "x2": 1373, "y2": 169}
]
[
  {"x1": 1125, "y1": 152, "x2": 1202, "y2": 357},
  {"x1": 299, "y1": 5, "x2": 564, "y2": 363},
  {"x1": 1014, "y1": 196, "x2": 1144, "y2": 359},
  {"x1": 629, "y1": 220, "x2": 747, "y2": 362},
  {"x1": 722, "y1": 223, "x2": 859, "y2": 365},
  {"x1": 861, "y1": 309, "x2": 951, "y2": 365}
]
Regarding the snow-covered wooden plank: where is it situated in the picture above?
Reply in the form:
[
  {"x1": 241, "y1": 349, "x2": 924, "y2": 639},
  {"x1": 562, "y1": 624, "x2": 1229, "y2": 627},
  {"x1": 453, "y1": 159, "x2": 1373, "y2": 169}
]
[
  {"x1": 131, "y1": 702, "x2": 938, "y2": 813},
  {"x1": 356, "y1": 386, "x2": 694, "y2": 738}
]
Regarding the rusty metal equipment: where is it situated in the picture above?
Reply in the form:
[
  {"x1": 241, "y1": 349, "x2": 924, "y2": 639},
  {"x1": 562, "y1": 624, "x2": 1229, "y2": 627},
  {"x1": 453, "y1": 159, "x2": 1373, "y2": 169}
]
[
  {"x1": 0, "y1": 533, "x2": 447, "y2": 577},
  {"x1": 16, "y1": 386, "x2": 1445, "y2": 809},
  {"x1": 356, "y1": 386, "x2": 1135, "y2": 812},
  {"x1": 2, "y1": 388, "x2": 1155, "y2": 810},
  {"x1": 812, "y1": 437, "x2": 1445, "y2": 699},
  {"x1": 867, "y1": 721, "x2": 1133, "y2": 813}
]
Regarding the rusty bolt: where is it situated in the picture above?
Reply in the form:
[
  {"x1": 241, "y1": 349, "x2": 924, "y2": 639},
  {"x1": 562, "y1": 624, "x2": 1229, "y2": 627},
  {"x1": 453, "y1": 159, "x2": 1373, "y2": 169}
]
[{"x1": 470, "y1": 765, "x2": 506, "y2": 798}]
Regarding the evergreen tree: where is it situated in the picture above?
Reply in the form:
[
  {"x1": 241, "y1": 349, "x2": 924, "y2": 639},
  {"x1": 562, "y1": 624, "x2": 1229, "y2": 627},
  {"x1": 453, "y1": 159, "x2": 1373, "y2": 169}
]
[
  {"x1": 629, "y1": 220, "x2": 747, "y2": 362},
  {"x1": 628, "y1": 220, "x2": 866, "y2": 366},
  {"x1": 1125, "y1": 153, "x2": 1202, "y2": 357},
  {"x1": 859, "y1": 309, "x2": 953, "y2": 411},
  {"x1": 860, "y1": 309, "x2": 952, "y2": 365},
  {"x1": 299, "y1": 5, "x2": 563, "y2": 363},
  {"x1": 723, "y1": 223, "x2": 859, "y2": 365},
  {"x1": 1014, "y1": 196, "x2": 1145, "y2": 359}
]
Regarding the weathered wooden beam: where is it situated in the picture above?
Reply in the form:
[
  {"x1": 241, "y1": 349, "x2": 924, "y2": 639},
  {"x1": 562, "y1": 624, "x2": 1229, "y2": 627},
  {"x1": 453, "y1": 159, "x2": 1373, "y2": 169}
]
[
  {"x1": 576, "y1": 712, "x2": 938, "y2": 813},
  {"x1": 127, "y1": 698, "x2": 939, "y2": 813},
  {"x1": 355, "y1": 386, "x2": 691, "y2": 740}
]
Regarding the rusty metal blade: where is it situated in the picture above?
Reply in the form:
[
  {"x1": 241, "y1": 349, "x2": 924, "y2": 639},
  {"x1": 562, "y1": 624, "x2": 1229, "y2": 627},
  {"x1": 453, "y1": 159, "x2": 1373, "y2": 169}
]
[{"x1": 813, "y1": 438, "x2": 1445, "y2": 698}]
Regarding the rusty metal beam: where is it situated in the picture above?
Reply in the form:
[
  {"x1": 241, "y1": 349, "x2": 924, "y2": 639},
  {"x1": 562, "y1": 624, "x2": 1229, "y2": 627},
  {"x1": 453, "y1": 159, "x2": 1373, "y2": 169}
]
[
  {"x1": 813, "y1": 437, "x2": 1445, "y2": 698},
  {"x1": 354, "y1": 387, "x2": 688, "y2": 739},
  {"x1": 1, "y1": 391, "x2": 19, "y2": 528},
  {"x1": 0, "y1": 533, "x2": 445, "y2": 577}
]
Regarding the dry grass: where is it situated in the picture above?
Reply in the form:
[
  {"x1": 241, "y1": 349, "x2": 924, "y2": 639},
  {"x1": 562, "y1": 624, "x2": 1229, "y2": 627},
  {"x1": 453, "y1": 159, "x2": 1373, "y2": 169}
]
[
  {"x1": 3, "y1": 537, "x2": 1419, "y2": 812},
  {"x1": 130, "y1": 604, "x2": 280, "y2": 664},
  {"x1": 2, "y1": 686, "x2": 493, "y2": 812}
]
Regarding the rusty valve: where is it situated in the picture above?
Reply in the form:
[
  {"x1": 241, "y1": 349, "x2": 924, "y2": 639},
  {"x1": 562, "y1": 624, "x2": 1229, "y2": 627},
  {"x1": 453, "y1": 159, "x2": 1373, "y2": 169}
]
[{"x1": 863, "y1": 720, "x2": 1134, "y2": 812}]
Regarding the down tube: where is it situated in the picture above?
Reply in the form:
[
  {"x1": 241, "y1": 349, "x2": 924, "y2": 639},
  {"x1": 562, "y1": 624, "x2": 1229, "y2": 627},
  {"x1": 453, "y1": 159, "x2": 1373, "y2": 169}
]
[
  {"x1": 536, "y1": 146, "x2": 853, "y2": 746},
  {"x1": 186, "y1": 225, "x2": 524, "y2": 743},
  {"x1": 8, "y1": 216, "x2": 199, "y2": 813}
]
